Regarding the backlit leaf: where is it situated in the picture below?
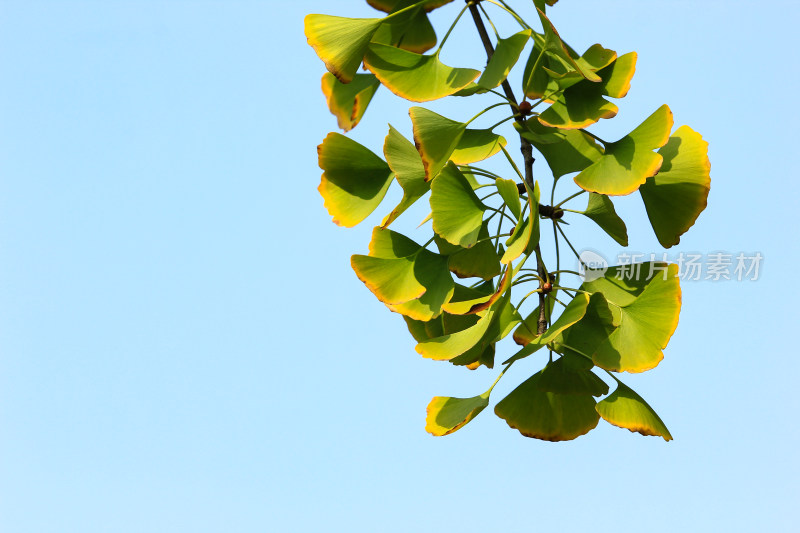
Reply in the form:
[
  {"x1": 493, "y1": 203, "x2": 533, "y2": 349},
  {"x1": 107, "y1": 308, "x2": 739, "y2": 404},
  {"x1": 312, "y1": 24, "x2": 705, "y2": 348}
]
[
  {"x1": 304, "y1": 15, "x2": 383, "y2": 83},
  {"x1": 364, "y1": 44, "x2": 479, "y2": 102},
  {"x1": 495, "y1": 178, "x2": 522, "y2": 220},
  {"x1": 321, "y1": 73, "x2": 380, "y2": 132},
  {"x1": 516, "y1": 120, "x2": 603, "y2": 178},
  {"x1": 501, "y1": 181, "x2": 539, "y2": 264},
  {"x1": 494, "y1": 370, "x2": 600, "y2": 441},
  {"x1": 435, "y1": 223, "x2": 501, "y2": 281},
  {"x1": 410, "y1": 106, "x2": 466, "y2": 180},
  {"x1": 478, "y1": 30, "x2": 532, "y2": 90},
  {"x1": 574, "y1": 104, "x2": 674, "y2": 195},
  {"x1": 317, "y1": 133, "x2": 394, "y2": 227},
  {"x1": 430, "y1": 163, "x2": 486, "y2": 247},
  {"x1": 426, "y1": 391, "x2": 490, "y2": 436},
  {"x1": 580, "y1": 193, "x2": 628, "y2": 246},
  {"x1": 640, "y1": 125, "x2": 711, "y2": 247},
  {"x1": 596, "y1": 380, "x2": 673, "y2": 440},
  {"x1": 382, "y1": 125, "x2": 429, "y2": 227}
]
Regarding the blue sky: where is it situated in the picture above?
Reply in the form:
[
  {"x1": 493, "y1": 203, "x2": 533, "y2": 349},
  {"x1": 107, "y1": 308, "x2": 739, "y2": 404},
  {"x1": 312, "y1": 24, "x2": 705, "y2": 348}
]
[{"x1": 1, "y1": 1, "x2": 798, "y2": 531}]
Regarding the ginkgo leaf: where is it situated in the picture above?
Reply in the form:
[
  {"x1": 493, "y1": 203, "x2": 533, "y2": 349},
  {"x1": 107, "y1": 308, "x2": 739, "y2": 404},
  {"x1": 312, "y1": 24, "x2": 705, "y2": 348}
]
[
  {"x1": 410, "y1": 107, "x2": 506, "y2": 180},
  {"x1": 321, "y1": 73, "x2": 380, "y2": 132},
  {"x1": 574, "y1": 104, "x2": 674, "y2": 195},
  {"x1": 369, "y1": 2, "x2": 443, "y2": 54},
  {"x1": 538, "y1": 353, "x2": 609, "y2": 397},
  {"x1": 305, "y1": 15, "x2": 384, "y2": 83},
  {"x1": 501, "y1": 181, "x2": 539, "y2": 264},
  {"x1": 415, "y1": 294, "x2": 509, "y2": 361},
  {"x1": 435, "y1": 223, "x2": 501, "y2": 281},
  {"x1": 449, "y1": 129, "x2": 507, "y2": 165},
  {"x1": 382, "y1": 125, "x2": 429, "y2": 227},
  {"x1": 317, "y1": 133, "x2": 394, "y2": 227},
  {"x1": 495, "y1": 178, "x2": 521, "y2": 220},
  {"x1": 478, "y1": 30, "x2": 532, "y2": 90},
  {"x1": 580, "y1": 193, "x2": 628, "y2": 246},
  {"x1": 639, "y1": 125, "x2": 711, "y2": 248},
  {"x1": 596, "y1": 380, "x2": 673, "y2": 440},
  {"x1": 410, "y1": 107, "x2": 466, "y2": 180},
  {"x1": 538, "y1": 52, "x2": 637, "y2": 129},
  {"x1": 352, "y1": 228, "x2": 454, "y2": 320},
  {"x1": 535, "y1": 8, "x2": 601, "y2": 83},
  {"x1": 515, "y1": 120, "x2": 603, "y2": 178},
  {"x1": 430, "y1": 163, "x2": 486, "y2": 247},
  {"x1": 426, "y1": 391, "x2": 490, "y2": 436},
  {"x1": 591, "y1": 263, "x2": 681, "y2": 372},
  {"x1": 440, "y1": 282, "x2": 494, "y2": 315},
  {"x1": 364, "y1": 44, "x2": 479, "y2": 102},
  {"x1": 494, "y1": 370, "x2": 600, "y2": 441}
]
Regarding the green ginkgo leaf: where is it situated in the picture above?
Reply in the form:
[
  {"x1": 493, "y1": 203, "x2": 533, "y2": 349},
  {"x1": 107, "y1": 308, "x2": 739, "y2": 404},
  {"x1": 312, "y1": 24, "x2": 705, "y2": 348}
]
[
  {"x1": 591, "y1": 263, "x2": 681, "y2": 372},
  {"x1": 557, "y1": 292, "x2": 617, "y2": 359},
  {"x1": 410, "y1": 107, "x2": 506, "y2": 180},
  {"x1": 450, "y1": 129, "x2": 507, "y2": 165},
  {"x1": 501, "y1": 181, "x2": 539, "y2": 264},
  {"x1": 368, "y1": 1, "x2": 449, "y2": 54},
  {"x1": 596, "y1": 380, "x2": 673, "y2": 440},
  {"x1": 495, "y1": 178, "x2": 522, "y2": 220},
  {"x1": 478, "y1": 30, "x2": 532, "y2": 90},
  {"x1": 640, "y1": 125, "x2": 711, "y2": 248},
  {"x1": 381, "y1": 125, "x2": 429, "y2": 227},
  {"x1": 317, "y1": 133, "x2": 394, "y2": 227},
  {"x1": 426, "y1": 391, "x2": 490, "y2": 436},
  {"x1": 435, "y1": 223, "x2": 501, "y2": 281},
  {"x1": 440, "y1": 282, "x2": 494, "y2": 315},
  {"x1": 574, "y1": 104, "x2": 674, "y2": 195},
  {"x1": 351, "y1": 254, "x2": 425, "y2": 304},
  {"x1": 364, "y1": 43, "x2": 479, "y2": 102},
  {"x1": 538, "y1": 52, "x2": 637, "y2": 129},
  {"x1": 430, "y1": 163, "x2": 486, "y2": 247},
  {"x1": 538, "y1": 353, "x2": 609, "y2": 397},
  {"x1": 321, "y1": 73, "x2": 380, "y2": 132},
  {"x1": 494, "y1": 370, "x2": 600, "y2": 441},
  {"x1": 305, "y1": 15, "x2": 384, "y2": 83},
  {"x1": 535, "y1": 8, "x2": 601, "y2": 83},
  {"x1": 515, "y1": 120, "x2": 603, "y2": 178},
  {"x1": 580, "y1": 193, "x2": 628, "y2": 246},
  {"x1": 410, "y1": 107, "x2": 466, "y2": 180},
  {"x1": 352, "y1": 228, "x2": 454, "y2": 320},
  {"x1": 415, "y1": 294, "x2": 509, "y2": 361},
  {"x1": 512, "y1": 280, "x2": 557, "y2": 346}
]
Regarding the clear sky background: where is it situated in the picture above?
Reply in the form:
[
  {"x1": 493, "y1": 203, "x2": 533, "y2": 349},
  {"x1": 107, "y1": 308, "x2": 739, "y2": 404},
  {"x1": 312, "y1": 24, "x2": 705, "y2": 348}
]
[{"x1": 1, "y1": 1, "x2": 798, "y2": 532}]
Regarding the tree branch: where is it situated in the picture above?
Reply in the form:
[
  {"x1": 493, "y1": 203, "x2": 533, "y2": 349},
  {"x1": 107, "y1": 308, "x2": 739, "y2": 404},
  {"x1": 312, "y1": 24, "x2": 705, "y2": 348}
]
[{"x1": 467, "y1": 1, "x2": 548, "y2": 334}]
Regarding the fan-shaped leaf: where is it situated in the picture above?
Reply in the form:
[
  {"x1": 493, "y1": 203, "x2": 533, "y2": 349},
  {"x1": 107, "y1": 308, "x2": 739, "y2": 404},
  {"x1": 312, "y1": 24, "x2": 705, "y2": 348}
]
[
  {"x1": 450, "y1": 129, "x2": 507, "y2": 165},
  {"x1": 353, "y1": 228, "x2": 455, "y2": 319},
  {"x1": 478, "y1": 30, "x2": 532, "y2": 90},
  {"x1": 440, "y1": 282, "x2": 494, "y2": 315},
  {"x1": 410, "y1": 107, "x2": 466, "y2": 180},
  {"x1": 495, "y1": 370, "x2": 600, "y2": 441},
  {"x1": 415, "y1": 294, "x2": 509, "y2": 361},
  {"x1": 538, "y1": 353, "x2": 609, "y2": 397},
  {"x1": 596, "y1": 381, "x2": 672, "y2": 440},
  {"x1": 426, "y1": 392, "x2": 490, "y2": 436},
  {"x1": 574, "y1": 104, "x2": 674, "y2": 195},
  {"x1": 364, "y1": 44, "x2": 479, "y2": 102},
  {"x1": 305, "y1": 15, "x2": 384, "y2": 83},
  {"x1": 317, "y1": 133, "x2": 394, "y2": 227},
  {"x1": 640, "y1": 125, "x2": 711, "y2": 247},
  {"x1": 580, "y1": 193, "x2": 628, "y2": 246},
  {"x1": 435, "y1": 223, "x2": 501, "y2": 281},
  {"x1": 321, "y1": 73, "x2": 380, "y2": 132},
  {"x1": 430, "y1": 163, "x2": 486, "y2": 247},
  {"x1": 516, "y1": 120, "x2": 603, "y2": 178},
  {"x1": 538, "y1": 52, "x2": 637, "y2": 129},
  {"x1": 382, "y1": 125, "x2": 429, "y2": 227}
]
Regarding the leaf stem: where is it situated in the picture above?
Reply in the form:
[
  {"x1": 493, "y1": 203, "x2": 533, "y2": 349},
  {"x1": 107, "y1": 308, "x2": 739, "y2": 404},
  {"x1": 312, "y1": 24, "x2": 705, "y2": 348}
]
[
  {"x1": 436, "y1": 5, "x2": 470, "y2": 54},
  {"x1": 465, "y1": 101, "x2": 508, "y2": 127},
  {"x1": 554, "y1": 189, "x2": 586, "y2": 208},
  {"x1": 499, "y1": 144, "x2": 525, "y2": 181}
]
